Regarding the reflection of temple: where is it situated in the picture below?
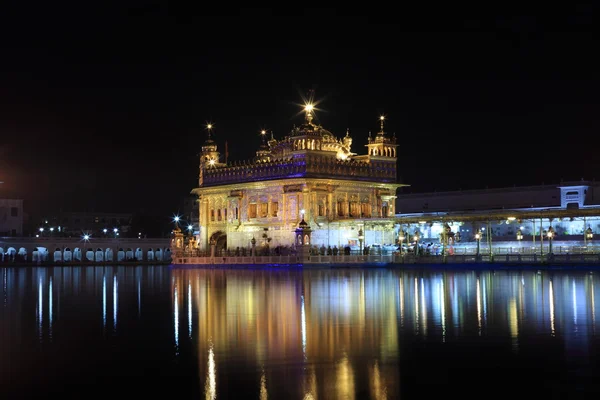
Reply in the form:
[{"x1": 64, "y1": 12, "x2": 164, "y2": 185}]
[{"x1": 191, "y1": 103, "x2": 405, "y2": 252}]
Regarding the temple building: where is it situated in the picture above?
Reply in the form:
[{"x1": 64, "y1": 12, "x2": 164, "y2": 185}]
[{"x1": 191, "y1": 104, "x2": 405, "y2": 253}]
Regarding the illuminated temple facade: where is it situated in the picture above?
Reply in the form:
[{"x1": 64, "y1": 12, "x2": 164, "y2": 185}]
[{"x1": 191, "y1": 105, "x2": 405, "y2": 252}]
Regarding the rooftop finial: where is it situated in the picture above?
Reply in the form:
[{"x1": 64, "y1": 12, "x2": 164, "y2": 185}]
[
  {"x1": 379, "y1": 115, "x2": 385, "y2": 134},
  {"x1": 206, "y1": 123, "x2": 214, "y2": 140},
  {"x1": 260, "y1": 129, "x2": 267, "y2": 145},
  {"x1": 304, "y1": 103, "x2": 314, "y2": 124},
  {"x1": 346, "y1": 128, "x2": 350, "y2": 137}
]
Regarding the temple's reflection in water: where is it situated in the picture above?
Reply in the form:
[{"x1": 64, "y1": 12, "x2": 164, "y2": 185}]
[
  {"x1": 3, "y1": 266, "x2": 600, "y2": 398},
  {"x1": 167, "y1": 268, "x2": 600, "y2": 399}
]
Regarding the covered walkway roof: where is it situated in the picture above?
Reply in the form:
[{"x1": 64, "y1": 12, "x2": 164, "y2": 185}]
[{"x1": 395, "y1": 207, "x2": 600, "y2": 224}]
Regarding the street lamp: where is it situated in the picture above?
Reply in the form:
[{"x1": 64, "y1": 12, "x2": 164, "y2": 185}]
[
  {"x1": 547, "y1": 226, "x2": 555, "y2": 255},
  {"x1": 413, "y1": 231, "x2": 420, "y2": 256},
  {"x1": 39, "y1": 227, "x2": 44, "y2": 237},
  {"x1": 103, "y1": 228, "x2": 108, "y2": 235},
  {"x1": 475, "y1": 230, "x2": 482, "y2": 257},
  {"x1": 516, "y1": 229, "x2": 523, "y2": 241},
  {"x1": 586, "y1": 227, "x2": 593, "y2": 241},
  {"x1": 358, "y1": 228, "x2": 364, "y2": 254},
  {"x1": 398, "y1": 230, "x2": 406, "y2": 256}
]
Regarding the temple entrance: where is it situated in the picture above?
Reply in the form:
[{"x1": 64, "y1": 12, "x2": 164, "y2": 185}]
[{"x1": 210, "y1": 231, "x2": 227, "y2": 252}]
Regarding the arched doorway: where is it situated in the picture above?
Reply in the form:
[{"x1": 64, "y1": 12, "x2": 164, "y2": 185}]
[{"x1": 210, "y1": 231, "x2": 227, "y2": 253}]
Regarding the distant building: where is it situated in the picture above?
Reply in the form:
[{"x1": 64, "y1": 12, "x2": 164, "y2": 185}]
[
  {"x1": 0, "y1": 181, "x2": 24, "y2": 236},
  {"x1": 394, "y1": 181, "x2": 600, "y2": 246},
  {"x1": 396, "y1": 180, "x2": 600, "y2": 213},
  {"x1": 0, "y1": 198, "x2": 24, "y2": 237},
  {"x1": 40, "y1": 211, "x2": 133, "y2": 237}
]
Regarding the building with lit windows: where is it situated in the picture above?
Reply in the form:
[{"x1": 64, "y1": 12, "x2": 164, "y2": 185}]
[
  {"x1": 394, "y1": 180, "x2": 600, "y2": 255},
  {"x1": 190, "y1": 104, "x2": 404, "y2": 253},
  {"x1": 0, "y1": 181, "x2": 24, "y2": 237}
]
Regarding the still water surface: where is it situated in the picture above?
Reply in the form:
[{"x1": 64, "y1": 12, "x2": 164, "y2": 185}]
[{"x1": 2, "y1": 266, "x2": 600, "y2": 398}]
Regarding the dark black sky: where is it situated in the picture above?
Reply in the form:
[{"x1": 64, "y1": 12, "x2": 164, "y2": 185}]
[{"x1": 1, "y1": 5, "x2": 599, "y2": 220}]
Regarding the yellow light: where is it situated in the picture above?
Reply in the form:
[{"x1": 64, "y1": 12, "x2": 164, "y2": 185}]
[
  {"x1": 380, "y1": 115, "x2": 385, "y2": 121},
  {"x1": 475, "y1": 233, "x2": 481, "y2": 240},
  {"x1": 413, "y1": 235, "x2": 418, "y2": 241},
  {"x1": 418, "y1": 220, "x2": 426, "y2": 224},
  {"x1": 507, "y1": 216, "x2": 516, "y2": 221},
  {"x1": 305, "y1": 104, "x2": 314, "y2": 112},
  {"x1": 207, "y1": 124, "x2": 213, "y2": 129},
  {"x1": 208, "y1": 159, "x2": 215, "y2": 165},
  {"x1": 261, "y1": 130, "x2": 266, "y2": 135}
]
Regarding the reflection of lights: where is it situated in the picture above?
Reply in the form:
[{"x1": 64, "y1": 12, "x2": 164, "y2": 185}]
[
  {"x1": 549, "y1": 280, "x2": 555, "y2": 336},
  {"x1": 188, "y1": 281, "x2": 192, "y2": 339},
  {"x1": 477, "y1": 277, "x2": 482, "y2": 335},
  {"x1": 336, "y1": 354, "x2": 354, "y2": 399},
  {"x1": 113, "y1": 275, "x2": 118, "y2": 332},
  {"x1": 260, "y1": 371, "x2": 268, "y2": 400},
  {"x1": 509, "y1": 297, "x2": 518, "y2": 351},
  {"x1": 103, "y1": 275, "x2": 106, "y2": 330},
  {"x1": 174, "y1": 283, "x2": 179, "y2": 351},
  {"x1": 440, "y1": 278, "x2": 446, "y2": 341},
  {"x1": 370, "y1": 360, "x2": 387, "y2": 400},
  {"x1": 573, "y1": 279, "x2": 577, "y2": 328},
  {"x1": 399, "y1": 278, "x2": 404, "y2": 327},
  {"x1": 414, "y1": 277, "x2": 419, "y2": 333},
  {"x1": 49, "y1": 276, "x2": 53, "y2": 341},
  {"x1": 301, "y1": 295, "x2": 307, "y2": 358},
  {"x1": 206, "y1": 342, "x2": 216, "y2": 400},
  {"x1": 421, "y1": 278, "x2": 427, "y2": 336},
  {"x1": 38, "y1": 275, "x2": 43, "y2": 342}
]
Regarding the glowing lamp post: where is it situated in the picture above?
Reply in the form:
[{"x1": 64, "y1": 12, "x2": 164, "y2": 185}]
[
  {"x1": 413, "y1": 231, "x2": 420, "y2": 256},
  {"x1": 475, "y1": 230, "x2": 482, "y2": 257},
  {"x1": 39, "y1": 227, "x2": 44, "y2": 236},
  {"x1": 516, "y1": 229, "x2": 523, "y2": 241},
  {"x1": 586, "y1": 227, "x2": 593, "y2": 241},
  {"x1": 398, "y1": 230, "x2": 406, "y2": 256},
  {"x1": 547, "y1": 226, "x2": 555, "y2": 255},
  {"x1": 358, "y1": 228, "x2": 364, "y2": 255}
]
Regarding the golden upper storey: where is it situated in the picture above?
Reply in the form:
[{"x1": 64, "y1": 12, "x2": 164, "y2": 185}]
[{"x1": 198, "y1": 104, "x2": 399, "y2": 187}]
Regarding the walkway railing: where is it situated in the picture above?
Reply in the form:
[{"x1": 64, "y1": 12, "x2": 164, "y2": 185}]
[{"x1": 173, "y1": 252, "x2": 600, "y2": 265}]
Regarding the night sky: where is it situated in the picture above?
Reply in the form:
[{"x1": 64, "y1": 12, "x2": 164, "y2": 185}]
[{"x1": 1, "y1": 7, "x2": 599, "y2": 222}]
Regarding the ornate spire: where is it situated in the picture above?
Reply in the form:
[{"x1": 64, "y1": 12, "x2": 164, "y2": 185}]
[
  {"x1": 207, "y1": 123, "x2": 213, "y2": 138},
  {"x1": 345, "y1": 128, "x2": 350, "y2": 137},
  {"x1": 260, "y1": 129, "x2": 268, "y2": 147},
  {"x1": 378, "y1": 115, "x2": 385, "y2": 135}
]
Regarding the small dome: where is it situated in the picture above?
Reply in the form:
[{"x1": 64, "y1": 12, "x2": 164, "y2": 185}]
[{"x1": 298, "y1": 218, "x2": 308, "y2": 228}]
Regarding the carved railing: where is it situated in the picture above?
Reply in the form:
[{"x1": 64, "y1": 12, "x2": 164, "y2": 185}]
[{"x1": 202, "y1": 157, "x2": 396, "y2": 186}]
